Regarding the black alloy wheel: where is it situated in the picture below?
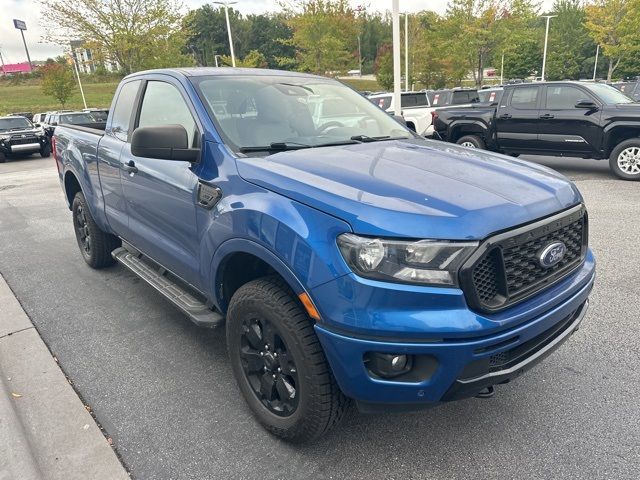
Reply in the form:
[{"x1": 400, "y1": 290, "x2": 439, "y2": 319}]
[{"x1": 240, "y1": 316, "x2": 299, "y2": 416}]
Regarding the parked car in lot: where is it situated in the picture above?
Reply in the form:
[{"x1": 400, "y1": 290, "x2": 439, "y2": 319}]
[
  {"x1": 367, "y1": 91, "x2": 435, "y2": 135},
  {"x1": 44, "y1": 111, "x2": 108, "y2": 138},
  {"x1": 433, "y1": 81, "x2": 640, "y2": 180},
  {"x1": 612, "y1": 80, "x2": 640, "y2": 102},
  {"x1": 428, "y1": 88, "x2": 479, "y2": 106},
  {"x1": 0, "y1": 115, "x2": 50, "y2": 162},
  {"x1": 477, "y1": 86, "x2": 504, "y2": 104},
  {"x1": 54, "y1": 68, "x2": 595, "y2": 442}
]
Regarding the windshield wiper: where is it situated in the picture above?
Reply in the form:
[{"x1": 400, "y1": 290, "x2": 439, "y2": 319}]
[
  {"x1": 238, "y1": 141, "x2": 312, "y2": 153},
  {"x1": 350, "y1": 135, "x2": 410, "y2": 143}
]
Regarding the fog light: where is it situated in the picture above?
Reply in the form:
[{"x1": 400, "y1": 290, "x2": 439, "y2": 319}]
[{"x1": 365, "y1": 352, "x2": 412, "y2": 379}]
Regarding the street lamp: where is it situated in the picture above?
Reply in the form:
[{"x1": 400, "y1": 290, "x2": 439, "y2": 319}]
[
  {"x1": 213, "y1": 1, "x2": 237, "y2": 68},
  {"x1": 392, "y1": 0, "x2": 401, "y2": 116},
  {"x1": 540, "y1": 15, "x2": 556, "y2": 82},
  {"x1": 403, "y1": 13, "x2": 409, "y2": 91}
]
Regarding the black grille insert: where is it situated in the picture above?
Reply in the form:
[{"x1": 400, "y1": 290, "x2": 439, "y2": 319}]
[
  {"x1": 461, "y1": 206, "x2": 587, "y2": 313},
  {"x1": 10, "y1": 135, "x2": 39, "y2": 145}
]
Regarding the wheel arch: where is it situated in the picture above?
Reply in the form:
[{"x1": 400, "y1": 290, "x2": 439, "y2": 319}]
[
  {"x1": 63, "y1": 170, "x2": 83, "y2": 210},
  {"x1": 604, "y1": 125, "x2": 640, "y2": 156},
  {"x1": 449, "y1": 121, "x2": 487, "y2": 143},
  {"x1": 211, "y1": 239, "x2": 308, "y2": 314}
]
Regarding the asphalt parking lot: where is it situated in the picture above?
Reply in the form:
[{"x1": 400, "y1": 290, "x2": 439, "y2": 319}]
[{"x1": 1, "y1": 153, "x2": 639, "y2": 479}]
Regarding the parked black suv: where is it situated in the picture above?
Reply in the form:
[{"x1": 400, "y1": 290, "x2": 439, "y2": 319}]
[
  {"x1": 433, "y1": 81, "x2": 640, "y2": 180},
  {"x1": 0, "y1": 116, "x2": 50, "y2": 162}
]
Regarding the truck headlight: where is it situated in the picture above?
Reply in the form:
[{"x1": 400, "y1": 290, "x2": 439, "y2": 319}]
[{"x1": 337, "y1": 233, "x2": 478, "y2": 286}]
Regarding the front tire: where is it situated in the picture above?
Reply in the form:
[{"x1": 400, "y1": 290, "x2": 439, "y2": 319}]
[
  {"x1": 609, "y1": 139, "x2": 640, "y2": 180},
  {"x1": 0, "y1": 151, "x2": 5, "y2": 163},
  {"x1": 72, "y1": 192, "x2": 120, "y2": 268},
  {"x1": 226, "y1": 277, "x2": 349, "y2": 442},
  {"x1": 456, "y1": 135, "x2": 485, "y2": 149},
  {"x1": 40, "y1": 143, "x2": 51, "y2": 158}
]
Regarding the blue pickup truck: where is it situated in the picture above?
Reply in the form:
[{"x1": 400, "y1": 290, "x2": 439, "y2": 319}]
[{"x1": 54, "y1": 68, "x2": 595, "y2": 442}]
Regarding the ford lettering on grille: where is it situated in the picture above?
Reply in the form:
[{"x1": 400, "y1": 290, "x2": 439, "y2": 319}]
[{"x1": 538, "y1": 242, "x2": 567, "y2": 268}]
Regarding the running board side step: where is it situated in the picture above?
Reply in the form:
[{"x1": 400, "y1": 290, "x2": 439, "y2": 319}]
[{"x1": 112, "y1": 247, "x2": 224, "y2": 328}]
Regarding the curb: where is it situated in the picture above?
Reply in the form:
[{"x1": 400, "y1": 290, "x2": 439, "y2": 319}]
[{"x1": 0, "y1": 274, "x2": 130, "y2": 480}]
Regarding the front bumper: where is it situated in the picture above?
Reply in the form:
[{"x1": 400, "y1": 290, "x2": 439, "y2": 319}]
[
  {"x1": 0, "y1": 134, "x2": 48, "y2": 155},
  {"x1": 313, "y1": 250, "x2": 595, "y2": 407}
]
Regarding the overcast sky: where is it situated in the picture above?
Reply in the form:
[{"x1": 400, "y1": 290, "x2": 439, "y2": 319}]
[{"x1": 0, "y1": 0, "x2": 554, "y2": 64}]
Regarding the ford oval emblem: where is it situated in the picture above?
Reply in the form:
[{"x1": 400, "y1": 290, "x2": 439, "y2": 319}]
[{"x1": 538, "y1": 242, "x2": 567, "y2": 268}]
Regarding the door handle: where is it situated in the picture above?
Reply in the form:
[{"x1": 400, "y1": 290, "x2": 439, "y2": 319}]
[
  {"x1": 499, "y1": 113, "x2": 512, "y2": 119},
  {"x1": 539, "y1": 114, "x2": 555, "y2": 119},
  {"x1": 122, "y1": 160, "x2": 138, "y2": 174}
]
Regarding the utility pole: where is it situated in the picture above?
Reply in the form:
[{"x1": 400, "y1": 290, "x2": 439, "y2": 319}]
[
  {"x1": 404, "y1": 13, "x2": 409, "y2": 91},
  {"x1": 214, "y1": 1, "x2": 238, "y2": 67},
  {"x1": 392, "y1": 0, "x2": 401, "y2": 116},
  {"x1": 13, "y1": 19, "x2": 32, "y2": 71},
  {"x1": 540, "y1": 15, "x2": 556, "y2": 82},
  {"x1": 593, "y1": 44, "x2": 600, "y2": 81},
  {"x1": 357, "y1": 35, "x2": 362, "y2": 76}
]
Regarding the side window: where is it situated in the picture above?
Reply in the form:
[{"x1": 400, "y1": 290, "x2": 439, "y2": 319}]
[
  {"x1": 110, "y1": 80, "x2": 141, "y2": 142},
  {"x1": 510, "y1": 87, "x2": 539, "y2": 109},
  {"x1": 401, "y1": 94, "x2": 428, "y2": 108},
  {"x1": 373, "y1": 96, "x2": 391, "y2": 110},
  {"x1": 138, "y1": 81, "x2": 197, "y2": 147},
  {"x1": 545, "y1": 86, "x2": 592, "y2": 109}
]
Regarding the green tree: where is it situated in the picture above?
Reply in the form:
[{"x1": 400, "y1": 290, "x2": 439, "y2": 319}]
[
  {"x1": 41, "y1": 62, "x2": 75, "y2": 108},
  {"x1": 544, "y1": 0, "x2": 596, "y2": 80},
  {"x1": 445, "y1": 0, "x2": 506, "y2": 86},
  {"x1": 184, "y1": 5, "x2": 249, "y2": 66},
  {"x1": 585, "y1": 0, "x2": 630, "y2": 81},
  {"x1": 245, "y1": 14, "x2": 297, "y2": 69},
  {"x1": 41, "y1": 0, "x2": 194, "y2": 74},
  {"x1": 374, "y1": 44, "x2": 393, "y2": 90},
  {"x1": 284, "y1": 0, "x2": 358, "y2": 75}
]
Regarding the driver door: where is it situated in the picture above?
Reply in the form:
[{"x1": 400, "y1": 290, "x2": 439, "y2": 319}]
[{"x1": 119, "y1": 79, "x2": 203, "y2": 287}]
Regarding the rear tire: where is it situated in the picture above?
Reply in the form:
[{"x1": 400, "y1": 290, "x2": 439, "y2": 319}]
[
  {"x1": 456, "y1": 135, "x2": 485, "y2": 149},
  {"x1": 72, "y1": 192, "x2": 120, "y2": 268},
  {"x1": 226, "y1": 277, "x2": 349, "y2": 442},
  {"x1": 609, "y1": 139, "x2": 640, "y2": 180}
]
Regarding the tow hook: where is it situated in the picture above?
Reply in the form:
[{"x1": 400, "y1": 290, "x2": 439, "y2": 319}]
[{"x1": 475, "y1": 386, "x2": 495, "y2": 399}]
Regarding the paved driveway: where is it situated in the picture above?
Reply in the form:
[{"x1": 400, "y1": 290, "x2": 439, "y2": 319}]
[{"x1": 0, "y1": 154, "x2": 638, "y2": 479}]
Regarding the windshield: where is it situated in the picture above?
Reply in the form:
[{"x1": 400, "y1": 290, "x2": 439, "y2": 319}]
[
  {"x1": 584, "y1": 83, "x2": 635, "y2": 104},
  {"x1": 192, "y1": 75, "x2": 413, "y2": 153},
  {"x1": 60, "y1": 113, "x2": 97, "y2": 124},
  {"x1": 0, "y1": 117, "x2": 33, "y2": 131}
]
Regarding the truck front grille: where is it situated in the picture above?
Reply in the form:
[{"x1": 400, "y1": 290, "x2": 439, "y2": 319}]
[
  {"x1": 461, "y1": 205, "x2": 587, "y2": 313},
  {"x1": 10, "y1": 135, "x2": 39, "y2": 145}
]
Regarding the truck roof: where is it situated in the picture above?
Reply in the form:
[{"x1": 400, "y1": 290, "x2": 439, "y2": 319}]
[{"x1": 124, "y1": 67, "x2": 328, "y2": 81}]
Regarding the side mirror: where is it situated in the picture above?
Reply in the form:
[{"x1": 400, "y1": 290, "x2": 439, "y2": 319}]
[
  {"x1": 131, "y1": 124, "x2": 199, "y2": 162},
  {"x1": 34, "y1": 123, "x2": 41, "y2": 128},
  {"x1": 575, "y1": 99, "x2": 598, "y2": 109}
]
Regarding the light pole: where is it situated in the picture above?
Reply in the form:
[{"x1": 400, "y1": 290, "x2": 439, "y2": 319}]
[
  {"x1": 392, "y1": 0, "x2": 401, "y2": 116},
  {"x1": 500, "y1": 53, "x2": 504, "y2": 85},
  {"x1": 404, "y1": 13, "x2": 409, "y2": 91},
  {"x1": 540, "y1": 15, "x2": 556, "y2": 82},
  {"x1": 593, "y1": 44, "x2": 600, "y2": 81},
  {"x1": 213, "y1": 1, "x2": 238, "y2": 68}
]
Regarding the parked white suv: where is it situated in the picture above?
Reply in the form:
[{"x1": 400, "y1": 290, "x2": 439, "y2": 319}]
[{"x1": 367, "y1": 91, "x2": 436, "y2": 136}]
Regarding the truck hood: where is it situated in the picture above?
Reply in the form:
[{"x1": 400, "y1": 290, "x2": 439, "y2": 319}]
[{"x1": 236, "y1": 139, "x2": 582, "y2": 240}]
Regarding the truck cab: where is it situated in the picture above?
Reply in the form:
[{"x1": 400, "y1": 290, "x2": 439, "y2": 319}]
[{"x1": 54, "y1": 68, "x2": 595, "y2": 442}]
